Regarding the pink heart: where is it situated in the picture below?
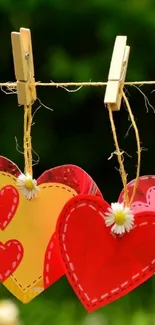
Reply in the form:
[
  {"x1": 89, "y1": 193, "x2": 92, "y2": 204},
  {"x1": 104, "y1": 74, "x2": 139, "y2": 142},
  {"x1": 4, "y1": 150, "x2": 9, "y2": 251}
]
[
  {"x1": 118, "y1": 176, "x2": 155, "y2": 214},
  {"x1": 131, "y1": 186, "x2": 155, "y2": 214}
]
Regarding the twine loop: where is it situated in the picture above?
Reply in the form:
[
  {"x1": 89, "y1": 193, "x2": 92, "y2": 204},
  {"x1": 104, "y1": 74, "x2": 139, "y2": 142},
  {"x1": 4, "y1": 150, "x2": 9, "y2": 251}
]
[
  {"x1": 24, "y1": 105, "x2": 33, "y2": 176},
  {"x1": 23, "y1": 51, "x2": 33, "y2": 177},
  {"x1": 107, "y1": 90, "x2": 141, "y2": 206}
]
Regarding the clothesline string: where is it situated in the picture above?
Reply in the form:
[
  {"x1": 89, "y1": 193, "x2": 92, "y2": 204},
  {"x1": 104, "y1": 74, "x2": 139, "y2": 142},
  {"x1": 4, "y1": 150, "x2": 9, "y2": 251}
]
[{"x1": 1, "y1": 80, "x2": 155, "y2": 88}]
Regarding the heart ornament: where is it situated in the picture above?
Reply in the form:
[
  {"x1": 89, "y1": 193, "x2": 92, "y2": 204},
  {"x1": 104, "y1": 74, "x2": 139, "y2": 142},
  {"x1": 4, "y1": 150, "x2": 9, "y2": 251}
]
[
  {"x1": 0, "y1": 157, "x2": 102, "y2": 303},
  {"x1": 0, "y1": 157, "x2": 76, "y2": 303},
  {"x1": 118, "y1": 175, "x2": 155, "y2": 214},
  {"x1": 56, "y1": 194, "x2": 155, "y2": 312}
]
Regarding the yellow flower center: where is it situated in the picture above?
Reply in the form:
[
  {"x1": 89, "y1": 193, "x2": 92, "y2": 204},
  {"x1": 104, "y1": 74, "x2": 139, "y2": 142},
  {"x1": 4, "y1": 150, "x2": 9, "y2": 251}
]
[
  {"x1": 114, "y1": 211, "x2": 126, "y2": 225},
  {"x1": 24, "y1": 179, "x2": 35, "y2": 190}
]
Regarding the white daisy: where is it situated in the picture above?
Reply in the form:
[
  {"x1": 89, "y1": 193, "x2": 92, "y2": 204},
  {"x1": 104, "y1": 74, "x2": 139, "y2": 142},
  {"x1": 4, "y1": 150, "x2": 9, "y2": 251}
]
[
  {"x1": 17, "y1": 173, "x2": 39, "y2": 200},
  {"x1": 104, "y1": 202, "x2": 134, "y2": 235},
  {"x1": 0, "y1": 300, "x2": 19, "y2": 324}
]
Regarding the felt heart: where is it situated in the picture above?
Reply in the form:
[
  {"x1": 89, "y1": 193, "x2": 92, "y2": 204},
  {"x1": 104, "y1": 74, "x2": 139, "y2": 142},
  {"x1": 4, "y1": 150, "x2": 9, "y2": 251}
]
[
  {"x1": 44, "y1": 233, "x2": 63, "y2": 288},
  {"x1": 57, "y1": 195, "x2": 155, "y2": 312},
  {"x1": 0, "y1": 156, "x2": 102, "y2": 302},
  {"x1": 0, "y1": 240, "x2": 23, "y2": 282},
  {"x1": 118, "y1": 176, "x2": 155, "y2": 214},
  {"x1": 0, "y1": 158, "x2": 77, "y2": 303},
  {"x1": 38, "y1": 164, "x2": 102, "y2": 197},
  {"x1": 0, "y1": 186, "x2": 19, "y2": 230}
]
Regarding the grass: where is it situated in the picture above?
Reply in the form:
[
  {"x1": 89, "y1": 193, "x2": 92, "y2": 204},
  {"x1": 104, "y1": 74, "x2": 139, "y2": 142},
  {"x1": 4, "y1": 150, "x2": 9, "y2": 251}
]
[{"x1": 1, "y1": 276, "x2": 155, "y2": 324}]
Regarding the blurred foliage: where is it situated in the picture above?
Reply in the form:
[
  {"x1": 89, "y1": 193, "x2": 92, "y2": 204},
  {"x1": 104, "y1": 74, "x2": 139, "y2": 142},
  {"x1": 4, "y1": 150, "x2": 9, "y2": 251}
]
[{"x1": 1, "y1": 0, "x2": 155, "y2": 323}]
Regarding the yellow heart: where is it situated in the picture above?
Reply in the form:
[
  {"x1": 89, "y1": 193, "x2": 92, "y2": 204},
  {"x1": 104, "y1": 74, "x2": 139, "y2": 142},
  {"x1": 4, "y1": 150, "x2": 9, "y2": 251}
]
[{"x1": 0, "y1": 172, "x2": 77, "y2": 303}]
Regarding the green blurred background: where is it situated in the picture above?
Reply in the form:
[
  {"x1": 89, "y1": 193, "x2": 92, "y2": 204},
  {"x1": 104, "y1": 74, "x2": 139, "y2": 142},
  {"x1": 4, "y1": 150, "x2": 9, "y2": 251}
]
[{"x1": 1, "y1": 0, "x2": 155, "y2": 324}]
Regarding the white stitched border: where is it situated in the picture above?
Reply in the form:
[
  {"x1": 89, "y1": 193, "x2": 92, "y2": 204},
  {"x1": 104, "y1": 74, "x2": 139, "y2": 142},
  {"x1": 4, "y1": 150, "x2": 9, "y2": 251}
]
[
  {"x1": 98, "y1": 211, "x2": 105, "y2": 218},
  {"x1": 121, "y1": 281, "x2": 128, "y2": 287},
  {"x1": 84, "y1": 293, "x2": 90, "y2": 301},
  {"x1": 100, "y1": 293, "x2": 109, "y2": 299},
  {"x1": 77, "y1": 203, "x2": 87, "y2": 208},
  {"x1": 72, "y1": 273, "x2": 78, "y2": 281},
  {"x1": 111, "y1": 288, "x2": 119, "y2": 294},
  {"x1": 88, "y1": 204, "x2": 96, "y2": 211},
  {"x1": 64, "y1": 224, "x2": 68, "y2": 233},
  {"x1": 63, "y1": 243, "x2": 67, "y2": 251},
  {"x1": 69, "y1": 262, "x2": 75, "y2": 271},
  {"x1": 66, "y1": 214, "x2": 71, "y2": 222},
  {"x1": 44, "y1": 237, "x2": 55, "y2": 285},
  {"x1": 142, "y1": 266, "x2": 149, "y2": 272},
  {"x1": 78, "y1": 284, "x2": 84, "y2": 291},
  {"x1": 139, "y1": 222, "x2": 148, "y2": 226},
  {"x1": 132, "y1": 273, "x2": 139, "y2": 280}
]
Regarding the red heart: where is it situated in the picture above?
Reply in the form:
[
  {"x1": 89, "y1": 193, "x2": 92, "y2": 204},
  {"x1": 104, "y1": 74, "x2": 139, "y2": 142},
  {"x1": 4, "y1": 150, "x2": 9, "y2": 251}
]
[
  {"x1": 0, "y1": 186, "x2": 19, "y2": 230},
  {"x1": 0, "y1": 156, "x2": 20, "y2": 178},
  {"x1": 37, "y1": 164, "x2": 102, "y2": 197},
  {"x1": 0, "y1": 240, "x2": 23, "y2": 282},
  {"x1": 44, "y1": 234, "x2": 63, "y2": 288},
  {"x1": 0, "y1": 156, "x2": 103, "y2": 289},
  {"x1": 56, "y1": 195, "x2": 155, "y2": 312}
]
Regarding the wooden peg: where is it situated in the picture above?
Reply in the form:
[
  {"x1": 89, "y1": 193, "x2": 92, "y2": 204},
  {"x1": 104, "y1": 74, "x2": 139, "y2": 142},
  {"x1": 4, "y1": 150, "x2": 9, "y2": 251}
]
[
  {"x1": 11, "y1": 27, "x2": 36, "y2": 106},
  {"x1": 104, "y1": 36, "x2": 130, "y2": 111}
]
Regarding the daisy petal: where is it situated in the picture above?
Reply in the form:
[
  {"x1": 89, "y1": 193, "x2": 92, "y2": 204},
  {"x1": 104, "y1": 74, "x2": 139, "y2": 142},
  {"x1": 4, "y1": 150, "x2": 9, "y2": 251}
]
[
  {"x1": 17, "y1": 173, "x2": 39, "y2": 200},
  {"x1": 104, "y1": 202, "x2": 134, "y2": 236}
]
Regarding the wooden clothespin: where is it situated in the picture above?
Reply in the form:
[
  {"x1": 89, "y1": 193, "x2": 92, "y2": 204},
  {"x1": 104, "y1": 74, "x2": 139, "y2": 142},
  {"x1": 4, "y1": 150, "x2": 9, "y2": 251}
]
[
  {"x1": 104, "y1": 36, "x2": 130, "y2": 111},
  {"x1": 11, "y1": 28, "x2": 36, "y2": 106}
]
